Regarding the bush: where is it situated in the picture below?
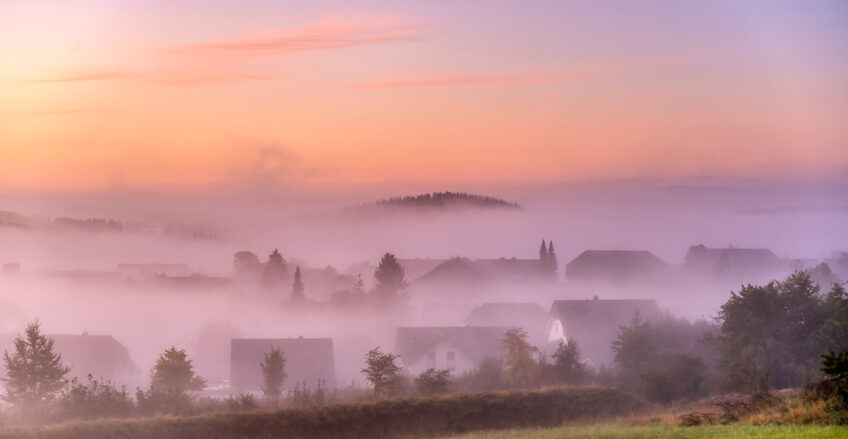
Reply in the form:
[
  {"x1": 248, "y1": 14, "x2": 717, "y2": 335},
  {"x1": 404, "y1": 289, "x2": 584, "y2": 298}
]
[
  {"x1": 455, "y1": 357, "x2": 504, "y2": 392},
  {"x1": 57, "y1": 375, "x2": 134, "y2": 421},
  {"x1": 414, "y1": 369, "x2": 450, "y2": 396}
]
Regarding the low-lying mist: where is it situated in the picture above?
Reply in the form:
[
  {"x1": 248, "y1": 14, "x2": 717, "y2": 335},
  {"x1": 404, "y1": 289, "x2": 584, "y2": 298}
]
[{"x1": 0, "y1": 177, "x2": 846, "y2": 390}]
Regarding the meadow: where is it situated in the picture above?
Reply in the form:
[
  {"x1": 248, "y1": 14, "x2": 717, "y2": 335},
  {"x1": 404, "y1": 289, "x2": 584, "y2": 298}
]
[
  {"x1": 442, "y1": 424, "x2": 848, "y2": 439},
  {"x1": 0, "y1": 387, "x2": 641, "y2": 439}
]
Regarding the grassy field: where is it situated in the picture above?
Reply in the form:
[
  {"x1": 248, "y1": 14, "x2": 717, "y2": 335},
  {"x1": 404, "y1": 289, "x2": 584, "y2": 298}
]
[
  {"x1": 0, "y1": 387, "x2": 643, "y2": 439},
  {"x1": 442, "y1": 424, "x2": 848, "y2": 439}
]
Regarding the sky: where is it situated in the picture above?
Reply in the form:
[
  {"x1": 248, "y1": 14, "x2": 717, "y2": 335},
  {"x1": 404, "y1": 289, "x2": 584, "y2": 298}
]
[{"x1": 1, "y1": 0, "x2": 847, "y2": 193}]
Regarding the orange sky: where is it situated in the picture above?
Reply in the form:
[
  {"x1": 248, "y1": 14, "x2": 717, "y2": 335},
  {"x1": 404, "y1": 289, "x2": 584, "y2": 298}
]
[{"x1": 1, "y1": 1, "x2": 846, "y2": 192}]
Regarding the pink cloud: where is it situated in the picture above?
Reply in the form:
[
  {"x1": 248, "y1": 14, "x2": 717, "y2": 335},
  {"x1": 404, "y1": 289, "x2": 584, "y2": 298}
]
[
  {"x1": 352, "y1": 58, "x2": 687, "y2": 90},
  {"x1": 168, "y1": 18, "x2": 423, "y2": 58},
  {"x1": 140, "y1": 71, "x2": 274, "y2": 86},
  {"x1": 350, "y1": 71, "x2": 598, "y2": 89}
]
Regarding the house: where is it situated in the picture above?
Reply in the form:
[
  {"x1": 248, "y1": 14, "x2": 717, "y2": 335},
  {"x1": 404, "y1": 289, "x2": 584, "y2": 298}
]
[
  {"x1": 546, "y1": 299, "x2": 661, "y2": 367},
  {"x1": 230, "y1": 337, "x2": 335, "y2": 391},
  {"x1": 683, "y1": 245, "x2": 781, "y2": 280},
  {"x1": 394, "y1": 326, "x2": 511, "y2": 376},
  {"x1": 414, "y1": 258, "x2": 493, "y2": 289},
  {"x1": 0, "y1": 332, "x2": 139, "y2": 386},
  {"x1": 473, "y1": 258, "x2": 544, "y2": 282},
  {"x1": 565, "y1": 250, "x2": 667, "y2": 282},
  {"x1": 146, "y1": 273, "x2": 233, "y2": 290},
  {"x1": 465, "y1": 302, "x2": 547, "y2": 346},
  {"x1": 116, "y1": 263, "x2": 193, "y2": 279},
  {"x1": 398, "y1": 258, "x2": 448, "y2": 281}
]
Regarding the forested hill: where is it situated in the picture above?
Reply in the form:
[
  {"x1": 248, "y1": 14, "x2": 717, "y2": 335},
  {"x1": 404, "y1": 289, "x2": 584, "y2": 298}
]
[{"x1": 343, "y1": 192, "x2": 520, "y2": 214}]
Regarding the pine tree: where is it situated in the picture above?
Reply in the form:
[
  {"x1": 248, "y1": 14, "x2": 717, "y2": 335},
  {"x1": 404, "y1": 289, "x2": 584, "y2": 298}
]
[
  {"x1": 539, "y1": 240, "x2": 548, "y2": 263},
  {"x1": 1, "y1": 322, "x2": 70, "y2": 412},
  {"x1": 291, "y1": 266, "x2": 306, "y2": 302},
  {"x1": 260, "y1": 346, "x2": 287, "y2": 406},
  {"x1": 547, "y1": 241, "x2": 558, "y2": 276},
  {"x1": 373, "y1": 253, "x2": 408, "y2": 302},
  {"x1": 150, "y1": 346, "x2": 206, "y2": 394},
  {"x1": 262, "y1": 249, "x2": 288, "y2": 286}
]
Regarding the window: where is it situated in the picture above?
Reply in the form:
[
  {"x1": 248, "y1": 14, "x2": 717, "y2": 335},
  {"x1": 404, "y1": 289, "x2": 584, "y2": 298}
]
[
  {"x1": 446, "y1": 351, "x2": 456, "y2": 370},
  {"x1": 427, "y1": 351, "x2": 436, "y2": 369}
]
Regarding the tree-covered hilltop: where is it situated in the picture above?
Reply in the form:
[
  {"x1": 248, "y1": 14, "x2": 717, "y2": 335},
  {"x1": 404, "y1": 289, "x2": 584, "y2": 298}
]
[{"x1": 345, "y1": 192, "x2": 520, "y2": 214}]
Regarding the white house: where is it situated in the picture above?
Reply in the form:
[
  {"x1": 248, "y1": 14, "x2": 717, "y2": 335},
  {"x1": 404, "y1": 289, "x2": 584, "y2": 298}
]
[
  {"x1": 394, "y1": 326, "x2": 511, "y2": 376},
  {"x1": 545, "y1": 298, "x2": 660, "y2": 367}
]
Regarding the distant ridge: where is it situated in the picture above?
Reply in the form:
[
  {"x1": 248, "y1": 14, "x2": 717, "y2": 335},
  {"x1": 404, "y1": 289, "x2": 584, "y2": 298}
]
[{"x1": 342, "y1": 192, "x2": 520, "y2": 215}]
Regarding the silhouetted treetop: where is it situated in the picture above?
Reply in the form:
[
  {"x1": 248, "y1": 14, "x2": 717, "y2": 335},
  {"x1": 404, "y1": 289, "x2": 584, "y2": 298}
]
[{"x1": 345, "y1": 192, "x2": 520, "y2": 213}]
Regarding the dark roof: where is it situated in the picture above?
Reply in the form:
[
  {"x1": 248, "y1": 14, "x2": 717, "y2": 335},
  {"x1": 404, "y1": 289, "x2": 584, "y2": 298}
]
[
  {"x1": 394, "y1": 326, "x2": 511, "y2": 366},
  {"x1": 565, "y1": 250, "x2": 666, "y2": 281},
  {"x1": 398, "y1": 258, "x2": 448, "y2": 280},
  {"x1": 116, "y1": 263, "x2": 192, "y2": 277},
  {"x1": 415, "y1": 258, "x2": 493, "y2": 287},
  {"x1": 684, "y1": 245, "x2": 779, "y2": 265},
  {"x1": 466, "y1": 302, "x2": 547, "y2": 329},
  {"x1": 230, "y1": 338, "x2": 334, "y2": 390},
  {"x1": 0, "y1": 333, "x2": 138, "y2": 384},
  {"x1": 547, "y1": 299, "x2": 661, "y2": 366},
  {"x1": 472, "y1": 258, "x2": 543, "y2": 280}
]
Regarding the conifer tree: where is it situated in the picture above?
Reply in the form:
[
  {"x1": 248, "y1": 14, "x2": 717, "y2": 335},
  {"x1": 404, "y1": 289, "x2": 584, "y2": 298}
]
[
  {"x1": 260, "y1": 347, "x2": 286, "y2": 406},
  {"x1": 291, "y1": 266, "x2": 306, "y2": 302},
  {"x1": 262, "y1": 249, "x2": 288, "y2": 286},
  {"x1": 1, "y1": 322, "x2": 70, "y2": 412},
  {"x1": 547, "y1": 241, "x2": 559, "y2": 276},
  {"x1": 539, "y1": 239, "x2": 548, "y2": 263},
  {"x1": 373, "y1": 253, "x2": 408, "y2": 302}
]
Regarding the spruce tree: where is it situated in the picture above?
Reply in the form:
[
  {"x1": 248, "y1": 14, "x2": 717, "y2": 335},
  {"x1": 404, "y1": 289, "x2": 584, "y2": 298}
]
[
  {"x1": 373, "y1": 253, "x2": 408, "y2": 302},
  {"x1": 291, "y1": 266, "x2": 306, "y2": 302},
  {"x1": 1, "y1": 322, "x2": 70, "y2": 412},
  {"x1": 547, "y1": 241, "x2": 558, "y2": 276},
  {"x1": 539, "y1": 240, "x2": 548, "y2": 263},
  {"x1": 262, "y1": 249, "x2": 288, "y2": 286},
  {"x1": 260, "y1": 346, "x2": 287, "y2": 406}
]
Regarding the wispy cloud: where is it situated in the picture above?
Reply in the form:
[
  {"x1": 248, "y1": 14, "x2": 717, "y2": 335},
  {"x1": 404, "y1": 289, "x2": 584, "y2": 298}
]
[
  {"x1": 168, "y1": 17, "x2": 423, "y2": 58},
  {"x1": 351, "y1": 71, "x2": 594, "y2": 89},
  {"x1": 21, "y1": 69, "x2": 129, "y2": 83},
  {"x1": 140, "y1": 71, "x2": 274, "y2": 86},
  {"x1": 352, "y1": 58, "x2": 687, "y2": 90}
]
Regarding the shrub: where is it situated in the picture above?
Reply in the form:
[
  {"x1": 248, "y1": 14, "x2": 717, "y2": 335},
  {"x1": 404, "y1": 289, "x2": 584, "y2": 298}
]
[
  {"x1": 57, "y1": 375, "x2": 133, "y2": 421},
  {"x1": 414, "y1": 369, "x2": 450, "y2": 396}
]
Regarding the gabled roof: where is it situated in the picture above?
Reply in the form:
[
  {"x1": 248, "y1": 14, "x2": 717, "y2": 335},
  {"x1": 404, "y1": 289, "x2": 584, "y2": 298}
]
[
  {"x1": 472, "y1": 258, "x2": 543, "y2": 280},
  {"x1": 547, "y1": 299, "x2": 661, "y2": 366},
  {"x1": 684, "y1": 245, "x2": 780, "y2": 265},
  {"x1": 466, "y1": 302, "x2": 547, "y2": 328},
  {"x1": 565, "y1": 250, "x2": 666, "y2": 281},
  {"x1": 116, "y1": 263, "x2": 192, "y2": 277},
  {"x1": 230, "y1": 337, "x2": 335, "y2": 389},
  {"x1": 395, "y1": 326, "x2": 511, "y2": 366},
  {"x1": 415, "y1": 258, "x2": 493, "y2": 287}
]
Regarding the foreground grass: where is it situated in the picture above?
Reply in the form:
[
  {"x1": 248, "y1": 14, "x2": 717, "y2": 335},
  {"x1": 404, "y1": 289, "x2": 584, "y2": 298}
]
[
  {"x1": 0, "y1": 387, "x2": 642, "y2": 439},
  {"x1": 442, "y1": 424, "x2": 848, "y2": 439}
]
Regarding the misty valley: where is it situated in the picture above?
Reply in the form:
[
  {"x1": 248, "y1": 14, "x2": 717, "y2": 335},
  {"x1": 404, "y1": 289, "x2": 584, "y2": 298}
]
[{"x1": 0, "y1": 191, "x2": 846, "y2": 438}]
